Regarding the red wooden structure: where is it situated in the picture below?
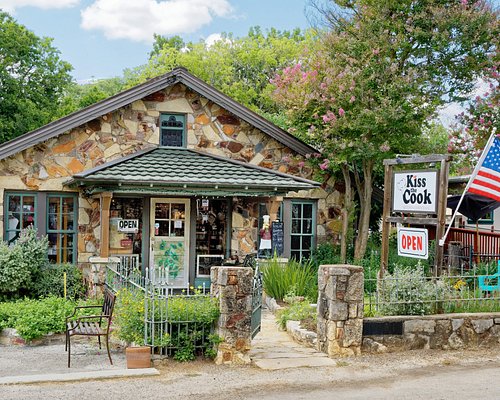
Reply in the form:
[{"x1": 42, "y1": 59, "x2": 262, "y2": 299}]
[{"x1": 445, "y1": 227, "x2": 500, "y2": 264}]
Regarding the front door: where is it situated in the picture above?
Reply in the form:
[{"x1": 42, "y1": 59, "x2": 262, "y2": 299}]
[{"x1": 150, "y1": 198, "x2": 190, "y2": 288}]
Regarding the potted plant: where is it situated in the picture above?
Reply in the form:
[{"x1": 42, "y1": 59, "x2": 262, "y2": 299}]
[{"x1": 113, "y1": 288, "x2": 152, "y2": 369}]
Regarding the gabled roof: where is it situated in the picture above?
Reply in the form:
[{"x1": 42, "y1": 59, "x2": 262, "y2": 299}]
[
  {"x1": 0, "y1": 67, "x2": 316, "y2": 160},
  {"x1": 67, "y1": 147, "x2": 319, "y2": 195}
]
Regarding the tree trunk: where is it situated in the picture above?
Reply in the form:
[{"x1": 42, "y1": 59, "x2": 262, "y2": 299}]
[
  {"x1": 353, "y1": 159, "x2": 374, "y2": 261},
  {"x1": 340, "y1": 164, "x2": 352, "y2": 263}
]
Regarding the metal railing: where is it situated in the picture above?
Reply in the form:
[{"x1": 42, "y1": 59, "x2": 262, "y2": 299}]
[
  {"x1": 106, "y1": 262, "x2": 216, "y2": 358},
  {"x1": 365, "y1": 262, "x2": 500, "y2": 316}
]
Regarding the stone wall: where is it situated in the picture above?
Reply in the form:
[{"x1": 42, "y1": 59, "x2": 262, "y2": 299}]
[
  {"x1": 211, "y1": 266, "x2": 253, "y2": 365},
  {"x1": 363, "y1": 313, "x2": 500, "y2": 352},
  {"x1": 0, "y1": 82, "x2": 344, "y2": 259},
  {"x1": 317, "y1": 264, "x2": 364, "y2": 357}
]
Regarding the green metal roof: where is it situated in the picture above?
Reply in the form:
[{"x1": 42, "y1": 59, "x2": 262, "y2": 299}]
[{"x1": 69, "y1": 147, "x2": 319, "y2": 195}]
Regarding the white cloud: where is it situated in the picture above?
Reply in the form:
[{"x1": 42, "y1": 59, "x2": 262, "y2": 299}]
[
  {"x1": 0, "y1": 0, "x2": 78, "y2": 13},
  {"x1": 81, "y1": 0, "x2": 233, "y2": 43},
  {"x1": 204, "y1": 33, "x2": 223, "y2": 47}
]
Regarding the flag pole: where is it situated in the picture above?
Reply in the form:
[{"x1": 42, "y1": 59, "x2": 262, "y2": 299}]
[{"x1": 438, "y1": 133, "x2": 496, "y2": 247}]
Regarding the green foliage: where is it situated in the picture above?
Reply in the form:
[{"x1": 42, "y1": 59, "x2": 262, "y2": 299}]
[
  {"x1": 126, "y1": 26, "x2": 315, "y2": 115},
  {"x1": 261, "y1": 257, "x2": 318, "y2": 302},
  {"x1": 378, "y1": 265, "x2": 449, "y2": 316},
  {"x1": 0, "y1": 11, "x2": 73, "y2": 143},
  {"x1": 114, "y1": 288, "x2": 220, "y2": 361},
  {"x1": 311, "y1": 242, "x2": 342, "y2": 267},
  {"x1": 32, "y1": 263, "x2": 86, "y2": 300},
  {"x1": 0, "y1": 296, "x2": 96, "y2": 341},
  {"x1": 276, "y1": 299, "x2": 316, "y2": 330},
  {"x1": 114, "y1": 288, "x2": 145, "y2": 345},
  {"x1": 56, "y1": 77, "x2": 126, "y2": 117},
  {"x1": 0, "y1": 227, "x2": 49, "y2": 297},
  {"x1": 272, "y1": 0, "x2": 498, "y2": 260},
  {"x1": 204, "y1": 334, "x2": 223, "y2": 360}
]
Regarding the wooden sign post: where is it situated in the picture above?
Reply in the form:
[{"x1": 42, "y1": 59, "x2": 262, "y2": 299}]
[{"x1": 380, "y1": 155, "x2": 451, "y2": 278}]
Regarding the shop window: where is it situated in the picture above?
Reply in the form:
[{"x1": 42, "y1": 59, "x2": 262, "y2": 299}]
[
  {"x1": 160, "y1": 114, "x2": 185, "y2": 147},
  {"x1": 5, "y1": 193, "x2": 36, "y2": 245},
  {"x1": 290, "y1": 201, "x2": 316, "y2": 260},
  {"x1": 109, "y1": 198, "x2": 144, "y2": 264},
  {"x1": 195, "y1": 199, "x2": 228, "y2": 275},
  {"x1": 47, "y1": 195, "x2": 77, "y2": 264},
  {"x1": 4, "y1": 192, "x2": 77, "y2": 263}
]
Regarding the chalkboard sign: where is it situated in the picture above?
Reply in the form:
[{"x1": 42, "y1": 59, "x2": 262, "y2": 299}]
[{"x1": 271, "y1": 221, "x2": 284, "y2": 256}]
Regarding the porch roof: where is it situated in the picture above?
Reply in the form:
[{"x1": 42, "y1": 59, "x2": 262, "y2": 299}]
[{"x1": 67, "y1": 147, "x2": 319, "y2": 195}]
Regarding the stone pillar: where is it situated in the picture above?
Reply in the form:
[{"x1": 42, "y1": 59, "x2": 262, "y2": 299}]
[
  {"x1": 317, "y1": 264, "x2": 364, "y2": 357},
  {"x1": 211, "y1": 266, "x2": 253, "y2": 365}
]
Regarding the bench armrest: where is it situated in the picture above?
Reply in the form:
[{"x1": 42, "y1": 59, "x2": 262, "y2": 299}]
[{"x1": 66, "y1": 305, "x2": 103, "y2": 320}]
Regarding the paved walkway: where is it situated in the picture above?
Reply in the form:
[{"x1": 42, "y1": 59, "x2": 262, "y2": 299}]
[
  {"x1": 0, "y1": 342, "x2": 158, "y2": 385},
  {"x1": 250, "y1": 309, "x2": 336, "y2": 370}
]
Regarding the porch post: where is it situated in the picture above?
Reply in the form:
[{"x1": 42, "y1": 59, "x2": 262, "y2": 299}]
[
  {"x1": 100, "y1": 192, "x2": 113, "y2": 258},
  {"x1": 266, "y1": 196, "x2": 283, "y2": 222}
]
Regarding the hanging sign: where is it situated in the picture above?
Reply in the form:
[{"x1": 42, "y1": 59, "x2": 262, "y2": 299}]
[
  {"x1": 392, "y1": 170, "x2": 438, "y2": 213},
  {"x1": 117, "y1": 219, "x2": 139, "y2": 233},
  {"x1": 397, "y1": 227, "x2": 428, "y2": 259}
]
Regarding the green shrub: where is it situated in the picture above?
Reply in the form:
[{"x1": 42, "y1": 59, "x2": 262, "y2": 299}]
[
  {"x1": 0, "y1": 227, "x2": 49, "y2": 298},
  {"x1": 32, "y1": 263, "x2": 86, "y2": 299},
  {"x1": 276, "y1": 300, "x2": 316, "y2": 330},
  {"x1": 378, "y1": 265, "x2": 449, "y2": 316},
  {"x1": 311, "y1": 242, "x2": 341, "y2": 267},
  {"x1": 261, "y1": 257, "x2": 317, "y2": 302},
  {"x1": 0, "y1": 296, "x2": 96, "y2": 341},
  {"x1": 114, "y1": 288, "x2": 145, "y2": 345},
  {"x1": 114, "y1": 288, "x2": 220, "y2": 361}
]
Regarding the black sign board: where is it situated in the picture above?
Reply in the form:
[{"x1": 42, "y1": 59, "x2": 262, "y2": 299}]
[{"x1": 271, "y1": 221, "x2": 284, "y2": 256}]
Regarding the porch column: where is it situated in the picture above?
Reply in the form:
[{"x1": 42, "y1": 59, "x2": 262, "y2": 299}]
[
  {"x1": 211, "y1": 266, "x2": 253, "y2": 365},
  {"x1": 266, "y1": 196, "x2": 283, "y2": 222},
  {"x1": 100, "y1": 192, "x2": 113, "y2": 258}
]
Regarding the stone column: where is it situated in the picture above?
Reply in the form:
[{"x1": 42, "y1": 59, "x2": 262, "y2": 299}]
[
  {"x1": 317, "y1": 264, "x2": 364, "y2": 357},
  {"x1": 211, "y1": 266, "x2": 253, "y2": 365}
]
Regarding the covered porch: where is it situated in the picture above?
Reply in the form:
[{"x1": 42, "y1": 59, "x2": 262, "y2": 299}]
[{"x1": 67, "y1": 147, "x2": 319, "y2": 288}]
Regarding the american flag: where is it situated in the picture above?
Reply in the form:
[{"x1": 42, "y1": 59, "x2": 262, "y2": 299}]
[{"x1": 468, "y1": 136, "x2": 500, "y2": 202}]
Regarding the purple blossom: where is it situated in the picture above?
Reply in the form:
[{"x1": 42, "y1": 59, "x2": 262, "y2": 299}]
[
  {"x1": 319, "y1": 159, "x2": 330, "y2": 171},
  {"x1": 338, "y1": 108, "x2": 345, "y2": 117},
  {"x1": 298, "y1": 161, "x2": 305, "y2": 168},
  {"x1": 322, "y1": 110, "x2": 337, "y2": 123}
]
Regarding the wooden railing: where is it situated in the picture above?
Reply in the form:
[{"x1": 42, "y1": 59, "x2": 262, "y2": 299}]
[{"x1": 446, "y1": 227, "x2": 500, "y2": 264}]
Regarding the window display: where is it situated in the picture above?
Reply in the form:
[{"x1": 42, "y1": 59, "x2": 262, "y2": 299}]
[
  {"x1": 195, "y1": 199, "x2": 227, "y2": 275},
  {"x1": 109, "y1": 198, "x2": 143, "y2": 261}
]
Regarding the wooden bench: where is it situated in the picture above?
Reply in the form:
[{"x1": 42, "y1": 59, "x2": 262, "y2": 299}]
[{"x1": 65, "y1": 287, "x2": 116, "y2": 368}]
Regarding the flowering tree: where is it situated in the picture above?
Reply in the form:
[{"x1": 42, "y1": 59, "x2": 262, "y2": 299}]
[
  {"x1": 272, "y1": 0, "x2": 498, "y2": 261},
  {"x1": 448, "y1": 66, "x2": 499, "y2": 173}
]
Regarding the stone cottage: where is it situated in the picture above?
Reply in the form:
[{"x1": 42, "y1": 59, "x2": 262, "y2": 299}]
[{"x1": 0, "y1": 67, "x2": 344, "y2": 288}]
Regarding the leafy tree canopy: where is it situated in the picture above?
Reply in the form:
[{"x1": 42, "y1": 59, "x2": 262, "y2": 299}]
[
  {"x1": 0, "y1": 11, "x2": 73, "y2": 143},
  {"x1": 125, "y1": 27, "x2": 317, "y2": 115},
  {"x1": 272, "y1": 0, "x2": 498, "y2": 260}
]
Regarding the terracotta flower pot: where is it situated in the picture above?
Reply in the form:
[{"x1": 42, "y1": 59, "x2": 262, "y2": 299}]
[{"x1": 126, "y1": 346, "x2": 151, "y2": 369}]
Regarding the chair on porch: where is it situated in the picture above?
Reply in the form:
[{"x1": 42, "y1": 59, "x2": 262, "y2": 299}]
[
  {"x1": 65, "y1": 287, "x2": 116, "y2": 368},
  {"x1": 478, "y1": 260, "x2": 500, "y2": 294}
]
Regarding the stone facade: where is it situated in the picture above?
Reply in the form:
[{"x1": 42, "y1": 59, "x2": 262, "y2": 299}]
[
  {"x1": 0, "y1": 83, "x2": 344, "y2": 263},
  {"x1": 211, "y1": 266, "x2": 253, "y2": 365},
  {"x1": 363, "y1": 313, "x2": 500, "y2": 351},
  {"x1": 317, "y1": 264, "x2": 364, "y2": 357}
]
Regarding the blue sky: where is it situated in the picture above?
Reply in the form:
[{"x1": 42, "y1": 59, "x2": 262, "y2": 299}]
[{"x1": 3, "y1": 0, "x2": 311, "y2": 82}]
